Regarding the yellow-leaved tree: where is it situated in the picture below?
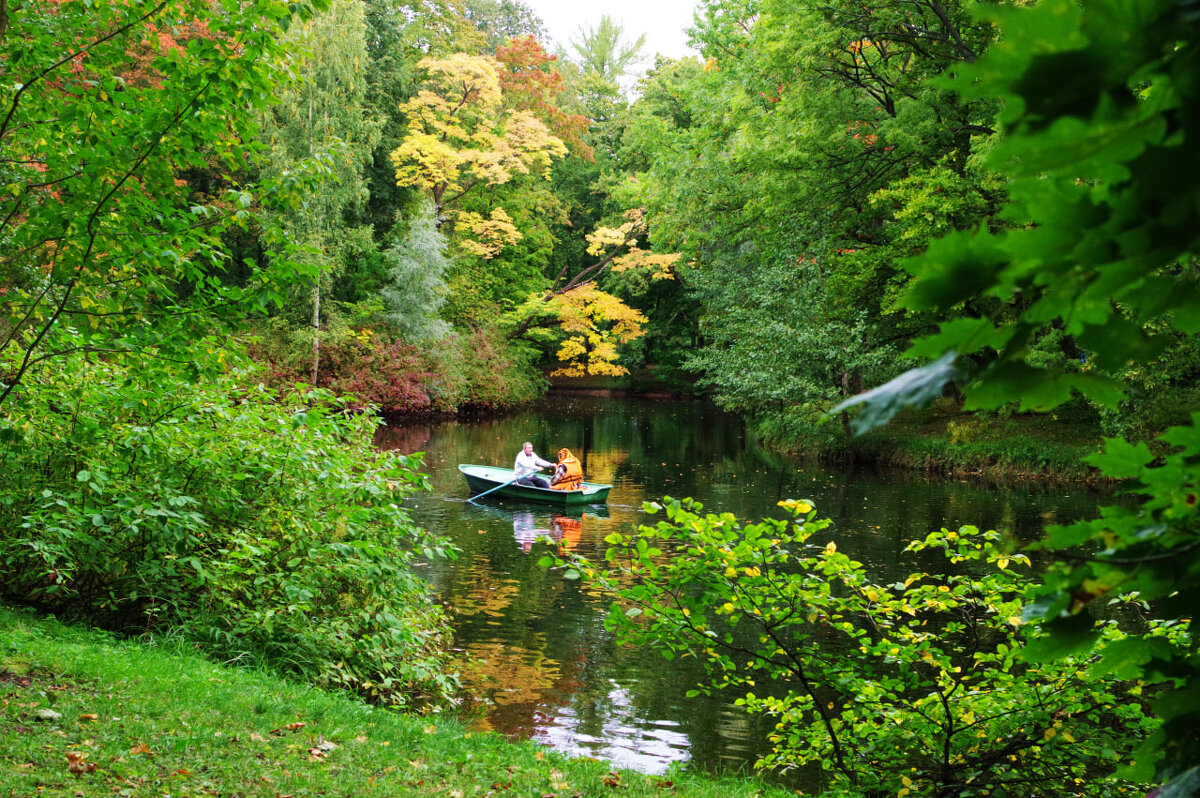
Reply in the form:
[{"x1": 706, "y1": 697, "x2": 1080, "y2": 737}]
[
  {"x1": 512, "y1": 209, "x2": 681, "y2": 376},
  {"x1": 390, "y1": 53, "x2": 567, "y2": 258},
  {"x1": 544, "y1": 286, "x2": 648, "y2": 377}
]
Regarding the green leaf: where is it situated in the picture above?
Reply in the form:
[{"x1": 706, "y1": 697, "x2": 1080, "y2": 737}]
[
  {"x1": 966, "y1": 363, "x2": 1125, "y2": 412},
  {"x1": 1084, "y1": 437, "x2": 1154, "y2": 479},
  {"x1": 905, "y1": 318, "x2": 1015, "y2": 360},
  {"x1": 831, "y1": 351, "x2": 960, "y2": 435},
  {"x1": 76, "y1": 470, "x2": 91, "y2": 482},
  {"x1": 1089, "y1": 637, "x2": 1160, "y2": 680},
  {"x1": 901, "y1": 231, "x2": 1008, "y2": 311},
  {"x1": 1157, "y1": 767, "x2": 1200, "y2": 798},
  {"x1": 1023, "y1": 612, "x2": 1101, "y2": 662}
]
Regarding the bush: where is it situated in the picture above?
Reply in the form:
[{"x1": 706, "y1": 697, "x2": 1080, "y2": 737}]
[
  {"x1": 0, "y1": 355, "x2": 458, "y2": 708},
  {"x1": 548, "y1": 499, "x2": 1163, "y2": 796},
  {"x1": 250, "y1": 322, "x2": 545, "y2": 415}
]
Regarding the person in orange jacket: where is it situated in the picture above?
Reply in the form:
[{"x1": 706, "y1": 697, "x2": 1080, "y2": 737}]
[{"x1": 550, "y1": 448, "x2": 583, "y2": 491}]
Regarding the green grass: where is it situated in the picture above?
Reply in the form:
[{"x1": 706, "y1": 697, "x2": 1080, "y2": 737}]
[
  {"x1": 852, "y1": 403, "x2": 1105, "y2": 481},
  {"x1": 755, "y1": 399, "x2": 1109, "y2": 482},
  {"x1": 0, "y1": 606, "x2": 789, "y2": 798}
]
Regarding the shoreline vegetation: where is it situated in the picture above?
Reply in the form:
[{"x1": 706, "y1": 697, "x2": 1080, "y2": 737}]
[
  {"x1": 0, "y1": 606, "x2": 789, "y2": 798},
  {"x1": 533, "y1": 373, "x2": 1115, "y2": 485}
]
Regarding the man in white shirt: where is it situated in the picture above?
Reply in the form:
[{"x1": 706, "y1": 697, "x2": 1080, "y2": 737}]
[{"x1": 513, "y1": 441, "x2": 554, "y2": 488}]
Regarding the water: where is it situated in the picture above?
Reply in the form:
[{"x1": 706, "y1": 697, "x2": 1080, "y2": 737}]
[{"x1": 375, "y1": 393, "x2": 1113, "y2": 779}]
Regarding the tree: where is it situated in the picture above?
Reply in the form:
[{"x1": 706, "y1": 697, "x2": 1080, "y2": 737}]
[
  {"x1": 621, "y1": 0, "x2": 996, "y2": 436},
  {"x1": 568, "y1": 15, "x2": 646, "y2": 84},
  {"x1": 507, "y1": 209, "x2": 679, "y2": 377},
  {"x1": 496, "y1": 35, "x2": 592, "y2": 160},
  {"x1": 257, "y1": 0, "x2": 380, "y2": 383},
  {"x1": 462, "y1": 0, "x2": 546, "y2": 52},
  {"x1": 835, "y1": 0, "x2": 1200, "y2": 790},
  {"x1": 381, "y1": 201, "x2": 453, "y2": 342},
  {"x1": 0, "y1": 0, "x2": 328, "y2": 409},
  {"x1": 389, "y1": 52, "x2": 568, "y2": 258}
]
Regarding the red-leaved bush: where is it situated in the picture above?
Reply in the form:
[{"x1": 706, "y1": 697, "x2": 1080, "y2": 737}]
[{"x1": 250, "y1": 326, "x2": 545, "y2": 416}]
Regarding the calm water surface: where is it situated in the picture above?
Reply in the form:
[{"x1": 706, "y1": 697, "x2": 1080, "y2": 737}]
[{"x1": 375, "y1": 394, "x2": 1112, "y2": 780}]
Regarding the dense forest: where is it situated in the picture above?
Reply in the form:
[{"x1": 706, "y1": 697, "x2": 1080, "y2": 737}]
[{"x1": 3, "y1": 0, "x2": 1200, "y2": 795}]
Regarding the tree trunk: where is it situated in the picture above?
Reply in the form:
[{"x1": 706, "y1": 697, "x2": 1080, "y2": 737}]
[{"x1": 311, "y1": 280, "x2": 321, "y2": 385}]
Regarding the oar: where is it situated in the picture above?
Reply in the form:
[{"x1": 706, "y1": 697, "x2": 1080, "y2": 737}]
[{"x1": 467, "y1": 475, "x2": 522, "y2": 504}]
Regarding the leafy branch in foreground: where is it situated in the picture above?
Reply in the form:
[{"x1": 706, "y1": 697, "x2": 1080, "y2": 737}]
[
  {"x1": 830, "y1": 1, "x2": 1200, "y2": 789},
  {"x1": 545, "y1": 498, "x2": 1161, "y2": 797},
  {"x1": 0, "y1": 0, "x2": 329, "y2": 408}
]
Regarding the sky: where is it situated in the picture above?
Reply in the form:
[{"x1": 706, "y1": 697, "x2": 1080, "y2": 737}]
[{"x1": 521, "y1": 0, "x2": 702, "y2": 67}]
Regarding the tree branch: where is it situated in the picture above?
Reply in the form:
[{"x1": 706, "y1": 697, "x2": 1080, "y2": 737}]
[{"x1": 0, "y1": 2, "x2": 170, "y2": 144}]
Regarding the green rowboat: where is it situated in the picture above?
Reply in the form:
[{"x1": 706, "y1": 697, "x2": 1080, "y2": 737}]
[{"x1": 458, "y1": 464, "x2": 612, "y2": 506}]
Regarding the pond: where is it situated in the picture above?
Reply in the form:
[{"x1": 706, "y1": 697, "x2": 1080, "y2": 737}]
[{"x1": 375, "y1": 393, "x2": 1113, "y2": 781}]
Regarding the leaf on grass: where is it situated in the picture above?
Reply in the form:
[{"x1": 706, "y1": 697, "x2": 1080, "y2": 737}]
[
  {"x1": 271, "y1": 722, "x2": 306, "y2": 735},
  {"x1": 129, "y1": 742, "x2": 153, "y2": 756},
  {"x1": 65, "y1": 751, "x2": 96, "y2": 774},
  {"x1": 78, "y1": 713, "x2": 99, "y2": 722}
]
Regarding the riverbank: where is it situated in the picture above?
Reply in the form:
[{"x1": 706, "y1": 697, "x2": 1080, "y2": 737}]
[
  {"x1": 824, "y1": 402, "x2": 1108, "y2": 483},
  {"x1": 549, "y1": 372, "x2": 1108, "y2": 483},
  {"x1": 0, "y1": 606, "x2": 789, "y2": 797}
]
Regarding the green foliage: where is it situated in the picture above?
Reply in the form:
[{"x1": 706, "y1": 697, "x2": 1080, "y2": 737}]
[
  {"x1": 568, "y1": 15, "x2": 646, "y2": 84},
  {"x1": 0, "y1": 0, "x2": 326, "y2": 408},
  {"x1": 0, "y1": 354, "x2": 458, "y2": 707},
  {"x1": 620, "y1": 0, "x2": 997, "y2": 426},
  {"x1": 547, "y1": 499, "x2": 1159, "y2": 796},
  {"x1": 687, "y1": 249, "x2": 900, "y2": 423},
  {"x1": 835, "y1": 0, "x2": 1200, "y2": 789},
  {"x1": 381, "y1": 201, "x2": 453, "y2": 343}
]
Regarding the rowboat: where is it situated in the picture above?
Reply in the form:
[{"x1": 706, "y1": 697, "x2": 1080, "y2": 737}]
[{"x1": 458, "y1": 464, "x2": 612, "y2": 506}]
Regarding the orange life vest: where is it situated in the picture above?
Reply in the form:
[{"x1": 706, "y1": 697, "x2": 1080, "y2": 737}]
[{"x1": 551, "y1": 448, "x2": 583, "y2": 491}]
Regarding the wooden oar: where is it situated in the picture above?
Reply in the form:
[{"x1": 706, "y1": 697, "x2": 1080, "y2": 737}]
[{"x1": 467, "y1": 474, "x2": 523, "y2": 504}]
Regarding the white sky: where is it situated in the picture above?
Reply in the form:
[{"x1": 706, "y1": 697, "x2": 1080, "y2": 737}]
[{"x1": 522, "y1": 0, "x2": 702, "y2": 67}]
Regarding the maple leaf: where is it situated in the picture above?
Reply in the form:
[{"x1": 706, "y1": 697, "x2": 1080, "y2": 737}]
[{"x1": 65, "y1": 750, "x2": 96, "y2": 775}]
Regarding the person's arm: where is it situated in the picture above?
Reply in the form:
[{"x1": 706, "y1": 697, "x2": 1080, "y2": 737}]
[{"x1": 536, "y1": 454, "x2": 555, "y2": 469}]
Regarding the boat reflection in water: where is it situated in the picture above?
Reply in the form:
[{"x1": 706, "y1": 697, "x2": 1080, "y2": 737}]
[{"x1": 511, "y1": 509, "x2": 599, "y2": 554}]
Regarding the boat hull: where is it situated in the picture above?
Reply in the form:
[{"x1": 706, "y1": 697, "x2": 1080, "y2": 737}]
[{"x1": 459, "y1": 464, "x2": 611, "y2": 506}]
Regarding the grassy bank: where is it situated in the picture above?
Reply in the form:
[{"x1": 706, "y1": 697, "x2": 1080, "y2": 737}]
[
  {"x1": 847, "y1": 403, "x2": 1106, "y2": 482},
  {"x1": 0, "y1": 606, "x2": 788, "y2": 798},
  {"x1": 747, "y1": 400, "x2": 1109, "y2": 483}
]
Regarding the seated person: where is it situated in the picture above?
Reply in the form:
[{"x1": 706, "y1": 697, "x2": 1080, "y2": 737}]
[
  {"x1": 513, "y1": 441, "x2": 554, "y2": 488},
  {"x1": 551, "y1": 448, "x2": 583, "y2": 491}
]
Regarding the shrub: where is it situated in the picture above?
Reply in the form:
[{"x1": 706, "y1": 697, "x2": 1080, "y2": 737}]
[
  {"x1": 546, "y1": 499, "x2": 1163, "y2": 796},
  {"x1": 249, "y1": 322, "x2": 545, "y2": 415},
  {"x1": 0, "y1": 354, "x2": 458, "y2": 708}
]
